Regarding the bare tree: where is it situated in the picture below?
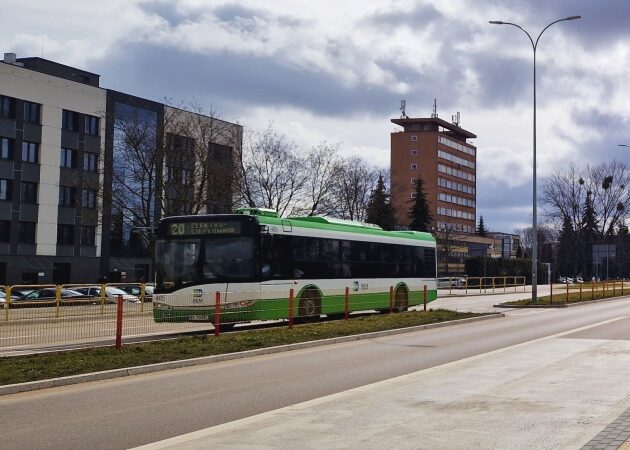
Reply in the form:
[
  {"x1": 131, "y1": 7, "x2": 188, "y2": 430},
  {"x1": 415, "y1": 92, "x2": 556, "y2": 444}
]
[
  {"x1": 517, "y1": 225, "x2": 557, "y2": 260},
  {"x1": 435, "y1": 223, "x2": 467, "y2": 276},
  {"x1": 300, "y1": 142, "x2": 342, "y2": 216},
  {"x1": 109, "y1": 100, "x2": 241, "y2": 255},
  {"x1": 324, "y1": 156, "x2": 382, "y2": 222},
  {"x1": 110, "y1": 103, "x2": 162, "y2": 254},
  {"x1": 162, "y1": 102, "x2": 241, "y2": 216},
  {"x1": 587, "y1": 161, "x2": 630, "y2": 237},
  {"x1": 237, "y1": 125, "x2": 307, "y2": 217},
  {"x1": 541, "y1": 161, "x2": 630, "y2": 238}
]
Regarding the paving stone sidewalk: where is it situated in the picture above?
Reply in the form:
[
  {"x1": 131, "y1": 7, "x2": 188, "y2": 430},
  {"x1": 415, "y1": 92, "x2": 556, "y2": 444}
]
[{"x1": 582, "y1": 408, "x2": 630, "y2": 449}]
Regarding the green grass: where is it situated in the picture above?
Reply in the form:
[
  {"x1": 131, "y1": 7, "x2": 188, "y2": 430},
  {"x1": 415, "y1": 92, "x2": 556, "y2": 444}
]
[
  {"x1": 501, "y1": 285, "x2": 629, "y2": 306},
  {"x1": 0, "y1": 309, "x2": 485, "y2": 386}
]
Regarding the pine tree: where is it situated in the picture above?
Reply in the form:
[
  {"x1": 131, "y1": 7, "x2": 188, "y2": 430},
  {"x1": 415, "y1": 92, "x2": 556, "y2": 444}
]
[
  {"x1": 476, "y1": 216, "x2": 487, "y2": 236},
  {"x1": 580, "y1": 190, "x2": 599, "y2": 278},
  {"x1": 408, "y1": 176, "x2": 432, "y2": 231},
  {"x1": 365, "y1": 176, "x2": 397, "y2": 230},
  {"x1": 557, "y1": 214, "x2": 576, "y2": 277}
]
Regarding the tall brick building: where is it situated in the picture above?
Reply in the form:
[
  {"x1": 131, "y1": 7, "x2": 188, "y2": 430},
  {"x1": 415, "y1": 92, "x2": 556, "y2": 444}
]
[{"x1": 390, "y1": 117, "x2": 477, "y2": 233}]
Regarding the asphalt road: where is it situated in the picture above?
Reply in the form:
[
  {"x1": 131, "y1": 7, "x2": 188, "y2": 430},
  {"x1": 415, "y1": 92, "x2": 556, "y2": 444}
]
[{"x1": 2, "y1": 292, "x2": 629, "y2": 450}]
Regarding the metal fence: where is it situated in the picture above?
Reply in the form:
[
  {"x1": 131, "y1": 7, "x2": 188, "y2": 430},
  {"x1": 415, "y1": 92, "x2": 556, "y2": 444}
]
[
  {"x1": 437, "y1": 276, "x2": 527, "y2": 296},
  {"x1": 0, "y1": 284, "x2": 432, "y2": 353}
]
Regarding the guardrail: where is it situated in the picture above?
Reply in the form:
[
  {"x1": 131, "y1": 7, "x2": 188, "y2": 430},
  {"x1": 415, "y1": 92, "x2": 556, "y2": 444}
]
[
  {"x1": 437, "y1": 276, "x2": 527, "y2": 296},
  {"x1": 0, "y1": 284, "x2": 434, "y2": 352}
]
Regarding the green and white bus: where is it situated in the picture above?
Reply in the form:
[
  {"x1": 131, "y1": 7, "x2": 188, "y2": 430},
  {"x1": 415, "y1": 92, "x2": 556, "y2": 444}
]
[{"x1": 153, "y1": 208, "x2": 437, "y2": 324}]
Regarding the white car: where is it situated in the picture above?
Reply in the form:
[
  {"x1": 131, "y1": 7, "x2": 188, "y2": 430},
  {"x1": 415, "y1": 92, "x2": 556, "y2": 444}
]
[{"x1": 73, "y1": 286, "x2": 141, "y2": 303}]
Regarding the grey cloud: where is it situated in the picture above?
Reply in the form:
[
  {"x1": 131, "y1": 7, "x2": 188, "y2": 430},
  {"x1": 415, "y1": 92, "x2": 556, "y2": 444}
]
[
  {"x1": 212, "y1": 3, "x2": 303, "y2": 27},
  {"x1": 91, "y1": 42, "x2": 401, "y2": 118},
  {"x1": 477, "y1": 182, "x2": 531, "y2": 232},
  {"x1": 137, "y1": 1, "x2": 192, "y2": 27},
  {"x1": 483, "y1": 0, "x2": 630, "y2": 49},
  {"x1": 366, "y1": 3, "x2": 443, "y2": 28}
]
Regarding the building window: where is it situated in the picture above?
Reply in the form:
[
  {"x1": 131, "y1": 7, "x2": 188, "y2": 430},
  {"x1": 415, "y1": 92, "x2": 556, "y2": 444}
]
[
  {"x1": 411, "y1": 164, "x2": 417, "y2": 170},
  {"x1": 58, "y1": 186, "x2": 76, "y2": 207},
  {"x1": 0, "y1": 96, "x2": 15, "y2": 118},
  {"x1": 21, "y1": 182, "x2": 37, "y2": 204},
  {"x1": 62, "y1": 110, "x2": 79, "y2": 131},
  {"x1": 410, "y1": 178, "x2": 417, "y2": 185},
  {"x1": 82, "y1": 188, "x2": 96, "y2": 208},
  {"x1": 83, "y1": 152, "x2": 97, "y2": 172},
  {"x1": 410, "y1": 135, "x2": 417, "y2": 142},
  {"x1": 0, "y1": 220, "x2": 10, "y2": 242},
  {"x1": 84, "y1": 115, "x2": 99, "y2": 135},
  {"x1": 57, "y1": 224, "x2": 75, "y2": 245},
  {"x1": 411, "y1": 192, "x2": 418, "y2": 198},
  {"x1": 0, "y1": 137, "x2": 13, "y2": 159},
  {"x1": 60, "y1": 148, "x2": 75, "y2": 168},
  {"x1": 181, "y1": 168, "x2": 190, "y2": 184},
  {"x1": 81, "y1": 226, "x2": 96, "y2": 246},
  {"x1": 19, "y1": 222, "x2": 36, "y2": 244},
  {"x1": 0, "y1": 179, "x2": 11, "y2": 201},
  {"x1": 22, "y1": 141, "x2": 38, "y2": 163},
  {"x1": 23, "y1": 101, "x2": 40, "y2": 124},
  {"x1": 410, "y1": 150, "x2": 418, "y2": 156}
]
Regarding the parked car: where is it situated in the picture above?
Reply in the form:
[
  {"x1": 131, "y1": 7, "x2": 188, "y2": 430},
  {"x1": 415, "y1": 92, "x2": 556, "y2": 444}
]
[
  {"x1": 11, "y1": 287, "x2": 35, "y2": 298},
  {"x1": 0, "y1": 288, "x2": 22, "y2": 308},
  {"x1": 437, "y1": 277, "x2": 467, "y2": 288},
  {"x1": 73, "y1": 286, "x2": 140, "y2": 304},
  {"x1": 558, "y1": 277, "x2": 574, "y2": 284},
  {"x1": 119, "y1": 284, "x2": 154, "y2": 301},
  {"x1": 20, "y1": 288, "x2": 87, "y2": 302}
]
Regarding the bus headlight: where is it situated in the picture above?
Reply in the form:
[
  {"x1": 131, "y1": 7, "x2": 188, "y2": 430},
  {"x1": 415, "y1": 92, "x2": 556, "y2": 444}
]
[{"x1": 154, "y1": 302, "x2": 172, "y2": 310}]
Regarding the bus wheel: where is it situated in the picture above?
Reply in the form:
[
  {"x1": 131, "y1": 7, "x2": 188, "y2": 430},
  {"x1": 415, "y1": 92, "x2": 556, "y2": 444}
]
[
  {"x1": 298, "y1": 289, "x2": 321, "y2": 321},
  {"x1": 394, "y1": 286, "x2": 409, "y2": 312}
]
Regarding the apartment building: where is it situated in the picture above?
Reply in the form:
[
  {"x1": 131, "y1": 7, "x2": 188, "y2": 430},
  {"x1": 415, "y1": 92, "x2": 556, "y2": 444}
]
[
  {"x1": 0, "y1": 53, "x2": 242, "y2": 284},
  {"x1": 0, "y1": 54, "x2": 106, "y2": 284}
]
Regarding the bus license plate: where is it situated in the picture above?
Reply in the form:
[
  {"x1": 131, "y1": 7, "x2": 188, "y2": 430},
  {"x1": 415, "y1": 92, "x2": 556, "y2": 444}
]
[{"x1": 188, "y1": 315, "x2": 209, "y2": 321}]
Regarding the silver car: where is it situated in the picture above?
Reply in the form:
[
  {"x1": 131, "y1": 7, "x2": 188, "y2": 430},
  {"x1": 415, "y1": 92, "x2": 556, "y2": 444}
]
[{"x1": 73, "y1": 286, "x2": 141, "y2": 303}]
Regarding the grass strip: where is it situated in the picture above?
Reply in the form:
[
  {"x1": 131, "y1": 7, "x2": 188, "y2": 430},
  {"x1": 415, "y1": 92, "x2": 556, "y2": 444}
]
[
  {"x1": 500, "y1": 288, "x2": 628, "y2": 306},
  {"x1": 0, "y1": 309, "x2": 482, "y2": 385}
]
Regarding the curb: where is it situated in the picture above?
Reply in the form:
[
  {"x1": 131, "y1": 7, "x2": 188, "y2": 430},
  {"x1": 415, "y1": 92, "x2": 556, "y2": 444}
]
[
  {"x1": 0, "y1": 313, "x2": 503, "y2": 396},
  {"x1": 494, "y1": 294, "x2": 630, "y2": 309}
]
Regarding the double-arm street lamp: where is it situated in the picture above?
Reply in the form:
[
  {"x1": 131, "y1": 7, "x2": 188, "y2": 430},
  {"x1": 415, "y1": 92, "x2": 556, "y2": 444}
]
[{"x1": 490, "y1": 16, "x2": 581, "y2": 302}]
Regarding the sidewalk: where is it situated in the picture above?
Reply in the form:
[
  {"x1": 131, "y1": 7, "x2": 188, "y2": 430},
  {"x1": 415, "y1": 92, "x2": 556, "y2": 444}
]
[{"x1": 134, "y1": 317, "x2": 630, "y2": 450}]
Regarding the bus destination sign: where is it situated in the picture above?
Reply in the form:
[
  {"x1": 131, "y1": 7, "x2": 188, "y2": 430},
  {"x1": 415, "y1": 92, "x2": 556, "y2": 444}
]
[{"x1": 167, "y1": 221, "x2": 242, "y2": 236}]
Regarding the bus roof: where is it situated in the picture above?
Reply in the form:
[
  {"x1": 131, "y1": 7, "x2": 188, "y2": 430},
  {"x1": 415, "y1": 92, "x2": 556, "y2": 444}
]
[{"x1": 237, "y1": 209, "x2": 435, "y2": 243}]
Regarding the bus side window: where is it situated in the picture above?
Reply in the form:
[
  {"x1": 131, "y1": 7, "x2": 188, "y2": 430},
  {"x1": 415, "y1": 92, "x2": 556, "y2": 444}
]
[{"x1": 269, "y1": 235, "x2": 292, "y2": 278}]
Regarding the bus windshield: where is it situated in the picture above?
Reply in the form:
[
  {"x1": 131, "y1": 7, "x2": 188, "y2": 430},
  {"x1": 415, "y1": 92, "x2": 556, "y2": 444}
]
[{"x1": 155, "y1": 237, "x2": 257, "y2": 289}]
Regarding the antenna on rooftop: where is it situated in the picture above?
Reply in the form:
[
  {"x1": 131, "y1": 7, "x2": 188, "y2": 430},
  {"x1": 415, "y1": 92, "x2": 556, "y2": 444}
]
[
  {"x1": 400, "y1": 100, "x2": 408, "y2": 119},
  {"x1": 431, "y1": 98, "x2": 438, "y2": 118},
  {"x1": 452, "y1": 111, "x2": 460, "y2": 127}
]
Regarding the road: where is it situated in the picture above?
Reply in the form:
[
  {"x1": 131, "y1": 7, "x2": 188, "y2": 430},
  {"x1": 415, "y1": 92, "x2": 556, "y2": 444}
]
[{"x1": 1, "y1": 291, "x2": 629, "y2": 449}]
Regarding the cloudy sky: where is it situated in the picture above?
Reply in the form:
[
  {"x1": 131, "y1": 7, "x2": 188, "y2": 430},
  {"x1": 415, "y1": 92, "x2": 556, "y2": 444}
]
[{"x1": 3, "y1": 0, "x2": 629, "y2": 233}]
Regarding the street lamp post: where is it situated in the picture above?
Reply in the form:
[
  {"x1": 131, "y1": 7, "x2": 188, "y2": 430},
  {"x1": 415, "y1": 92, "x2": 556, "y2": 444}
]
[{"x1": 490, "y1": 16, "x2": 581, "y2": 302}]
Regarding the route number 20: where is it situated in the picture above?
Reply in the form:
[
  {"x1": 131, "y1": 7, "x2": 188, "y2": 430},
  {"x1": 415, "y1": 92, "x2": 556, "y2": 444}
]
[{"x1": 169, "y1": 224, "x2": 185, "y2": 235}]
